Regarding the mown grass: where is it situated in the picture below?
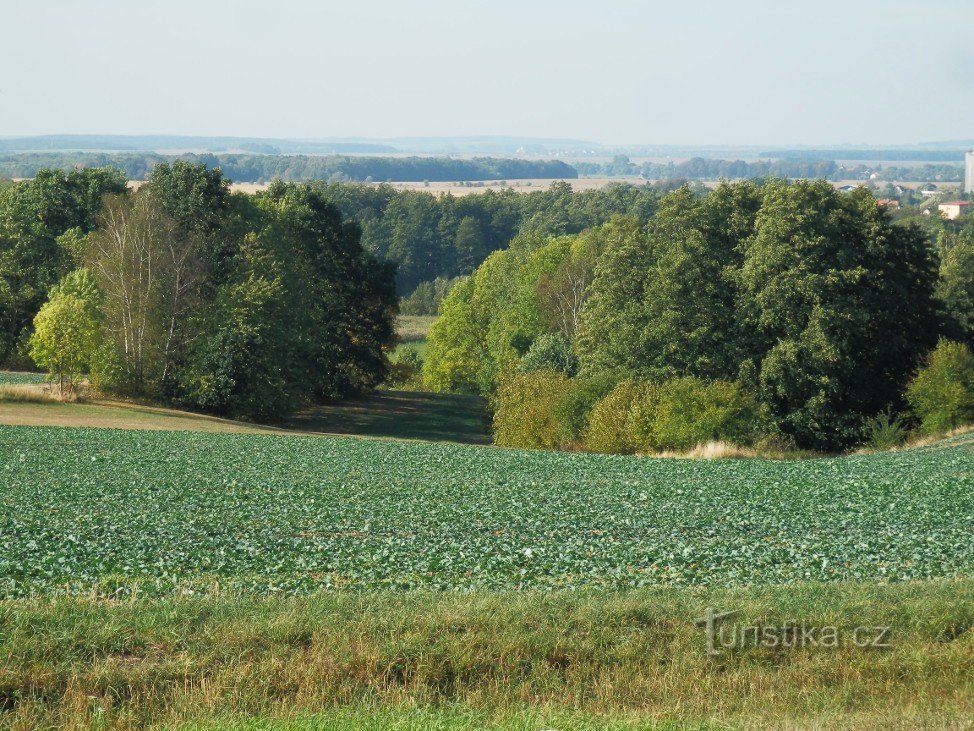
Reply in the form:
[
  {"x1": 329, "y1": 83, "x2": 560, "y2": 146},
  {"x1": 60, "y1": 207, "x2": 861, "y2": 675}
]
[{"x1": 2, "y1": 581, "x2": 972, "y2": 729}]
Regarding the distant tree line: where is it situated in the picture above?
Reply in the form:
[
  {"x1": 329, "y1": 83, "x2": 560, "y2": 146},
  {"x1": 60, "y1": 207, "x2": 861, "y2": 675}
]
[
  {"x1": 423, "y1": 181, "x2": 974, "y2": 452},
  {"x1": 0, "y1": 153, "x2": 577, "y2": 184},
  {"x1": 1, "y1": 164, "x2": 397, "y2": 420},
  {"x1": 760, "y1": 149, "x2": 967, "y2": 162},
  {"x1": 575, "y1": 156, "x2": 965, "y2": 183},
  {"x1": 575, "y1": 156, "x2": 840, "y2": 180}
]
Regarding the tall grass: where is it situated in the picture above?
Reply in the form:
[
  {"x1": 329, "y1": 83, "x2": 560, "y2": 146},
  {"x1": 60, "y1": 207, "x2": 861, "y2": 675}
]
[
  {"x1": 0, "y1": 384, "x2": 57, "y2": 403},
  {"x1": 2, "y1": 581, "x2": 972, "y2": 729}
]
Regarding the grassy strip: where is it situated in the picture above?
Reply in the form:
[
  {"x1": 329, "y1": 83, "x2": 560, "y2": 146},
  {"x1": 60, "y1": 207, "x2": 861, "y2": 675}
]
[{"x1": 2, "y1": 581, "x2": 972, "y2": 729}]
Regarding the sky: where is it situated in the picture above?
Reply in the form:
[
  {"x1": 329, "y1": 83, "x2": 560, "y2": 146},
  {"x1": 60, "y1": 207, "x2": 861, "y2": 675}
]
[{"x1": 2, "y1": 0, "x2": 972, "y2": 146}]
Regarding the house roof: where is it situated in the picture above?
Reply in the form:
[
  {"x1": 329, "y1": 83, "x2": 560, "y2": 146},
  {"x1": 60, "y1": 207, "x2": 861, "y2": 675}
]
[{"x1": 939, "y1": 201, "x2": 971, "y2": 206}]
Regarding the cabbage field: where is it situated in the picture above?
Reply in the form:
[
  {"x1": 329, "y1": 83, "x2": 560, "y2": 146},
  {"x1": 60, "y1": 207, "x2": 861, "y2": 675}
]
[
  {"x1": 1, "y1": 424, "x2": 972, "y2": 598},
  {"x1": 0, "y1": 371, "x2": 46, "y2": 385}
]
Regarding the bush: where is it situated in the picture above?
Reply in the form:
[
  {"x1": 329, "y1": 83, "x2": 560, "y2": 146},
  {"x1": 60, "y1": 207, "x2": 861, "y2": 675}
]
[
  {"x1": 519, "y1": 333, "x2": 579, "y2": 377},
  {"x1": 646, "y1": 377, "x2": 765, "y2": 452},
  {"x1": 552, "y1": 374, "x2": 617, "y2": 444},
  {"x1": 385, "y1": 349, "x2": 424, "y2": 389},
  {"x1": 585, "y1": 377, "x2": 764, "y2": 455},
  {"x1": 864, "y1": 409, "x2": 909, "y2": 450},
  {"x1": 491, "y1": 371, "x2": 576, "y2": 449},
  {"x1": 584, "y1": 380, "x2": 648, "y2": 454},
  {"x1": 905, "y1": 340, "x2": 974, "y2": 434}
]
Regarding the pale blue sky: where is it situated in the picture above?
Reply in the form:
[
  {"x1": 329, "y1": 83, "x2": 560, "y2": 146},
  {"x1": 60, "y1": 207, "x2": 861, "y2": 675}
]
[{"x1": 2, "y1": 0, "x2": 972, "y2": 145}]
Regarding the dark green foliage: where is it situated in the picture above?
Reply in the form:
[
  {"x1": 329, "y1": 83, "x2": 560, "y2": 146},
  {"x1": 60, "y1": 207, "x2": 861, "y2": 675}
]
[
  {"x1": 400, "y1": 276, "x2": 461, "y2": 316},
  {"x1": 740, "y1": 183, "x2": 941, "y2": 450},
  {"x1": 0, "y1": 168, "x2": 126, "y2": 365},
  {"x1": 578, "y1": 184, "x2": 759, "y2": 382},
  {"x1": 434, "y1": 180, "x2": 947, "y2": 452},
  {"x1": 177, "y1": 182, "x2": 398, "y2": 419},
  {"x1": 519, "y1": 332, "x2": 578, "y2": 377},
  {"x1": 938, "y1": 231, "x2": 974, "y2": 344},
  {"x1": 318, "y1": 180, "x2": 660, "y2": 292}
]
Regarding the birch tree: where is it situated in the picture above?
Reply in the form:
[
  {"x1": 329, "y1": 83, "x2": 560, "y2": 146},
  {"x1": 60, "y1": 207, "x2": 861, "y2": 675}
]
[{"x1": 85, "y1": 192, "x2": 198, "y2": 391}]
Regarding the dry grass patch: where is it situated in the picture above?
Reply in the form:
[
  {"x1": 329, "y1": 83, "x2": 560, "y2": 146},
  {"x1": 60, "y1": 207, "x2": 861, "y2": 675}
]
[{"x1": 0, "y1": 384, "x2": 57, "y2": 404}]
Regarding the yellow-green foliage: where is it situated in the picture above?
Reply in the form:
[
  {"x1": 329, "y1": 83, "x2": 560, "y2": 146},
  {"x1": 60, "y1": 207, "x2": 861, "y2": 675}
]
[
  {"x1": 584, "y1": 380, "x2": 649, "y2": 454},
  {"x1": 422, "y1": 277, "x2": 483, "y2": 392},
  {"x1": 906, "y1": 339, "x2": 974, "y2": 434},
  {"x1": 491, "y1": 370, "x2": 576, "y2": 449},
  {"x1": 28, "y1": 292, "x2": 99, "y2": 393},
  {"x1": 644, "y1": 377, "x2": 765, "y2": 451},
  {"x1": 586, "y1": 377, "x2": 764, "y2": 454}
]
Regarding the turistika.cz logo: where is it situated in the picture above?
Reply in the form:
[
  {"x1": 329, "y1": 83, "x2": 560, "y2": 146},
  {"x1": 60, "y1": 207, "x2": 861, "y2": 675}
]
[{"x1": 694, "y1": 607, "x2": 892, "y2": 657}]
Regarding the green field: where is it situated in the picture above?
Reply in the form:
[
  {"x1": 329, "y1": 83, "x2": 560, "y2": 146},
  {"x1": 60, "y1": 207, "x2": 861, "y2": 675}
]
[
  {"x1": 287, "y1": 390, "x2": 486, "y2": 443},
  {"x1": 1, "y1": 424, "x2": 972, "y2": 598},
  {"x1": 0, "y1": 371, "x2": 46, "y2": 386}
]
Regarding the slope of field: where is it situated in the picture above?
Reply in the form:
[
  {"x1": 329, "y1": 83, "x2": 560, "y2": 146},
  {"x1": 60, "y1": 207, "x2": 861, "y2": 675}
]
[{"x1": 1, "y1": 425, "x2": 972, "y2": 598}]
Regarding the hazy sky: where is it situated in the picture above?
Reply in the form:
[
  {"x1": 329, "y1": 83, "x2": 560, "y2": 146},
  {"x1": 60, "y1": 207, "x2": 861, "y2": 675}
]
[{"x1": 2, "y1": 0, "x2": 972, "y2": 145}]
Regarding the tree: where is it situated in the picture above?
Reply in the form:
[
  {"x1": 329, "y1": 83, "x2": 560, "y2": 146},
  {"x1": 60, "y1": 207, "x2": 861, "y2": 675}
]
[
  {"x1": 454, "y1": 216, "x2": 486, "y2": 274},
  {"x1": 938, "y1": 232, "x2": 974, "y2": 344},
  {"x1": 29, "y1": 291, "x2": 99, "y2": 395},
  {"x1": 84, "y1": 192, "x2": 194, "y2": 392},
  {"x1": 739, "y1": 183, "x2": 941, "y2": 450},
  {"x1": 518, "y1": 332, "x2": 578, "y2": 376},
  {"x1": 0, "y1": 168, "x2": 125, "y2": 365},
  {"x1": 577, "y1": 186, "x2": 753, "y2": 381},
  {"x1": 906, "y1": 339, "x2": 974, "y2": 434}
]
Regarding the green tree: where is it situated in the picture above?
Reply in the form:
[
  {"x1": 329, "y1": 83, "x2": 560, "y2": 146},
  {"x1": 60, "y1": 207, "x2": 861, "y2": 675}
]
[
  {"x1": 0, "y1": 168, "x2": 125, "y2": 364},
  {"x1": 28, "y1": 291, "x2": 100, "y2": 395},
  {"x1": 578, "y1": 185, "x2": 757, "y2": 381},
  {"x1": 454, "y1": 215, "x2": 486, "y2": 274},
  {"x1": 905, "y1": 340, "x2": 974, "y2": 434},
  {"x1": 738, "y1": 183, "x2": 941, "y2": 450},
  {"x1": 938, "y1": 232, "x2": 974, "y2": 343}
]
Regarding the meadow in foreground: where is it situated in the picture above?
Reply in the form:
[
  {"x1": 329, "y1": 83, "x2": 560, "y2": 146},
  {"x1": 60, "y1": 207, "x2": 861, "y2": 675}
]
[
  {"x1": 1, "y1": 424, "x2": 972, "y2": 597},
  {"x1": 2, "y1": 582, "x2": 972, "y2": 729}
]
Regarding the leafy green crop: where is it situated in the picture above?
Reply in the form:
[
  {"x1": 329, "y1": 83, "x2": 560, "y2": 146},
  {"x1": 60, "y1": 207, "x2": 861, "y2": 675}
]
[
  {"x1": 0, "y1": 371, "x2": 46, "y2": 385},
  {"x1": 0, "y1": 425, "x2": 972, "y2": 597}
]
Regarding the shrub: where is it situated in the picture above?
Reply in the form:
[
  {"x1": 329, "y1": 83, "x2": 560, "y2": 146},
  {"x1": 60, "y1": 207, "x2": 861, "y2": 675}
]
[
  {"x1": 492, "y1": 371, "x2": 576, "y2": 449},
  {"x1": 385, "y1": 349, "x2": 424, "y2": 389},
  {"x1": 647, "y1": 377, "x2": 765, "y2": 452},
  {"x1": 586, "y1": 377, "x2": 764, "y2": 455},
  {"x1": 552, "y1": 374, "x2": 617, "y2": 444},
  {"x1": 584, "y1": 380, "x2": 648, "y2": 454},
  {"x1": 518, "y1": 333, "x2": 579, "y2": 377},
  {"x1": 905, "y1": 340, "x2": 974, "y2": 434},
  {"x1": 865, "y1": 409, "x2": 909, "y2": 450}
]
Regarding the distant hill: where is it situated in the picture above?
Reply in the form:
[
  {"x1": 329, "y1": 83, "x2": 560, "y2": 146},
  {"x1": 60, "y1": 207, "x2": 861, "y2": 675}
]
[
  {"x1": 0, "y1": 134, "x2": 602, "y2": 156},
  {"x1": 0, "y1": 135, "x2": 397, "y2": 155}
]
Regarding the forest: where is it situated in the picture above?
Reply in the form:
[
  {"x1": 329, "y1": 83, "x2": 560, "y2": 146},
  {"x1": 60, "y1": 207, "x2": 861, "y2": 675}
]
[
  {"x1": 575, "y1": 156, "x2": 966, "y2": 183},
  {"x1": 312, "y1": 181, "x2": 661, "y2": 292},
  {"x1": 0, "y1": 164, "x2": 396, "y2": 420},
  {"x1": 423, "y1": 181, "x2": 974, "y2": 452},
  {"x1": 0, "y1": 153, "x2": 576, "y2": 184}
]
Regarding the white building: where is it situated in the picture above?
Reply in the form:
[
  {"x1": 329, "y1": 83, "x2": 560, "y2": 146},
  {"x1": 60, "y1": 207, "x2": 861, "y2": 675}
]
[{"x1": 966, "y1": 150, "x2": 974, "y2": 194}]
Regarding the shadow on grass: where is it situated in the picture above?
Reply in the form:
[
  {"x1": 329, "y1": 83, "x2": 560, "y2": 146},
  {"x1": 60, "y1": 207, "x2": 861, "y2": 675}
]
[{"x1": 287, "y1": 389, "x2": 490, "y2": 445}]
